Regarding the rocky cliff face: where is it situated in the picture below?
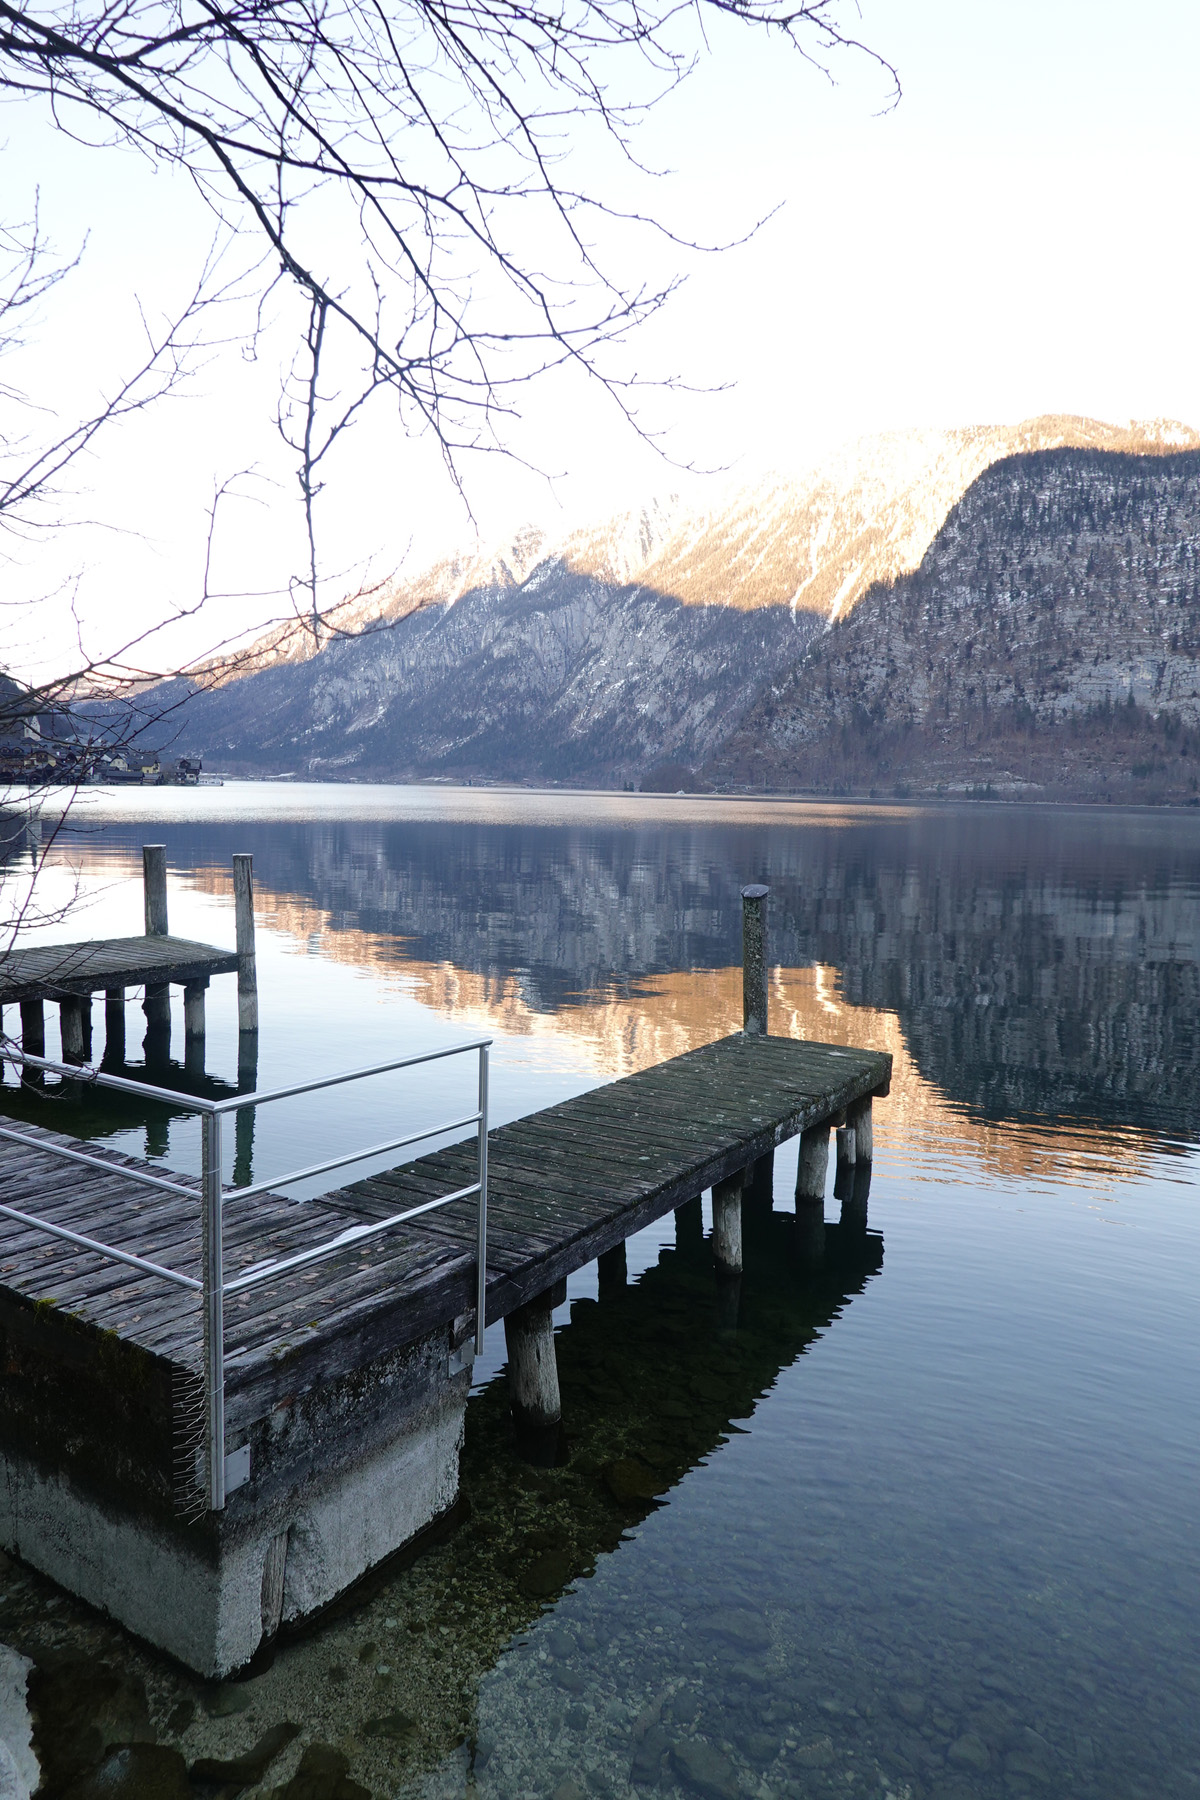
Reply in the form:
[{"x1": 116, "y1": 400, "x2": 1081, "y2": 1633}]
[
  {"x1": 143, "y1": 415, "x2": 1199, "y2": 787},
  {"x1": 716, "y1": 447, "x2": 1200, "y2": 800}
]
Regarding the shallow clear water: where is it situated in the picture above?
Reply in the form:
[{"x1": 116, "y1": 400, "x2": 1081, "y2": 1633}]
[{"x1": 1, "y1": 786, "x2": 1198, "y2": 1800}]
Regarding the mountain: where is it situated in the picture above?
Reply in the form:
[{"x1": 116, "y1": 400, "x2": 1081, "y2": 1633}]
[
  {"x1": 142, "y1": 414, "x2": 1199, "y2": 788},
  {"x1": 714, "y1": 445, "x2": 1200, "y2": 802}
]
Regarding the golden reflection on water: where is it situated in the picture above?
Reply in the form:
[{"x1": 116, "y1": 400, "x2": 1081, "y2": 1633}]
[{"x1": 190, "y1": 870, "x2": 1161, "y2": 1195}]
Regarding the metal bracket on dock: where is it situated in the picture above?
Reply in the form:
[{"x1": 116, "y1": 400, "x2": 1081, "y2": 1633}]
[
  {"x1": 225, "y1": 1444, "x2": 251, "y2": 1494},
  {"x1": 448, "y1": 1341, "x2": 476, "y2": 1377}
]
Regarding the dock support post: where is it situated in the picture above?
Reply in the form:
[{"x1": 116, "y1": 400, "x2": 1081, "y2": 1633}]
[
  {"x1": 835, "y1": 1109, "x2": 857, "y2": 1191},
  {"x1": 104, "y1": 989, "x2": 126, "y2": 1067},
  {"x1": 741, "y1": 883, "x2": 770, "y2": 1036},
  {"x1": 184, "y1": 980, "x2": 207, "y2": 1043},
  {"x1": 848, "y1": 1095, "x2": 873, "y2": 1164},
  {"x1": 795, "y1": 1124, "x2": 828, "y2": 1261},
  {"x1": 80, "y1": 995, "x2": 93, "y2": 1063},
  {"x1": 233, "y1": 854, "x2": 258, "y2": 1033},
  {"x1": 59, "y1": 997, "x2": 85, "y2": 1065},
  {"x1": 504, "y1": 1283, "x2": 564, "y2": 1460},
  {"x1": 19, "y1": 999, "x2": 44, "y2": 1086},
  {"x1": 143, "y1": 844, "x2": 168, "y2": 936},
  {"x1": 675, "y1": 1193, "x2": 704, "y2": 1259},
  {"x1": 143, "y1": 984, "x2": 171, "y2": 1070},
  {"x1": 598, "y1": 1241, "x2": 627, "y2": 1299},
  {"x1": 184, "y1": 980, "x2": 207, "y2": 1076},
  {"x1": 143, "y1": 983, "x2": 171, "y2": 1030},
  {"x1": 796, "y1": 1125, "x2": 830, "y2": 1204},
  {"x1": 712, "y1": 1173, "x2": 744, "y2": 1275},
  {"x1": 841, "y1": 1163, "x2": 872, "y2": 1232}
]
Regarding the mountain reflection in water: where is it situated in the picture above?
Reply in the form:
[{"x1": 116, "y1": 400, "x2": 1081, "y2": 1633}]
[{"x1": 68, "y1": 797, "x2": 1200, "y2": 1147}]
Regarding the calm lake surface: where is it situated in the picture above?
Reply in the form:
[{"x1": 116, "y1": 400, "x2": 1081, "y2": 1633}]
[{"x1": 1, "y1": 785, "x2": 1198, "y2": 1800}]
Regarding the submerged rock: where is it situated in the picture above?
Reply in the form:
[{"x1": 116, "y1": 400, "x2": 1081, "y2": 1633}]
[
  {"x1": 27, "y1": 1657, "x2": 152, "y2": 1798},
  {"x1": 947, "y1": 1733, "x2": 991, "y2": 1773},
  {"x1": 706, "y1": 1609, "x2": 771, "y2": 1653},
  {"x1": 604, "y1": 1461, "x2": 666, "y2": 1506},
  {"x1": 268, "y1": 1745, "x2": 370, "y2": 1800},
  {"x1": 191, "y1": 1722, "x2": 300, "y2": 1784},
  {"x1": 361, "y1": 1714, "x2": 416, "y2": 1742},
  {"x1": 61, "y1": 1746, "x2": 189, "y2": 1800},
  {"x1": 520, "y1": 1551, "x2": 573, "y2": 1597},
  {"x1": 670, "y1": 1739, "x2": 739, "y2": 1800}
]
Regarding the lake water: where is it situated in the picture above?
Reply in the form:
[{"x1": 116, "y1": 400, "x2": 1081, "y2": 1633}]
[{"x1": 1, "y1": 785, "x2": 1198, "y2": 1800}]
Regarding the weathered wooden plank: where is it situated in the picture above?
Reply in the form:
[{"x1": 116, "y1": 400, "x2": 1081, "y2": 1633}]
[
  {"x1": 0, "y1": 935, "x2": 239, "y2": 1004},
  {"x1": 0, "y1": 1031, "x2": 892, "y2": 1428}
]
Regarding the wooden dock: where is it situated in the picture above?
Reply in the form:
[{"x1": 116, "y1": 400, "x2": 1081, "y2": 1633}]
[
  {"x1": 0, "y1": 1032, "x2": 888, "y2": 1399},
  {"x1": 0, "y1": 844, "x2": 259, "y2": 1064},
  {"x1": 0, "y1": 934, "x2": 239, "y2": 1004},
  {"x1": 0, "y1": 1026, "x2": 889, "y2": 1674}
]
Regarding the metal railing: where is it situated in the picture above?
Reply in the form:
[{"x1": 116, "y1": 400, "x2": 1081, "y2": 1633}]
[{"x1": 0, "y1": 1036, "x2": 491, "y2": 1510}]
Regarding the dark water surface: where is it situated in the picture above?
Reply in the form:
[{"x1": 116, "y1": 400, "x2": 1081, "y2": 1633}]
[{"x1": 1, "y1": 786, "x2": 1198, "y2": 1800}]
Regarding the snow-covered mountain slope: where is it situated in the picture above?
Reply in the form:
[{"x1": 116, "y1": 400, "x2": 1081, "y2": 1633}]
[
  {"x1": 715, "y1": 445, "x2": 1200, "y2": 801},
  {"x1": 145, "y1": 416, "x2": 1200, "y2": 785}
]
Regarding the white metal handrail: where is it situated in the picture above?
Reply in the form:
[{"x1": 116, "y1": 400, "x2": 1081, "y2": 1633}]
[{"x1": 0, "y1": 1035, "x2": 491, "y2": 1511}]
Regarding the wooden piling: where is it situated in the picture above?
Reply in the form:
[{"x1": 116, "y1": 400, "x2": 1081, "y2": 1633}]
[
  {"x1": 741, "y1": 884, "x2": 769, "y2": 1036},
  {"x1": 675, "y1": 1193, "x2": 705, "y2": 1256},
  {"x1": 260, "y1": 1530, "x2": 288, "y2": 1643},
  {"x1": 19, "y1": 999, "x2": 43, "y2": 1085},
  {"x1": 104, "y1": 989, "x2": 126, "y2": 1065},
  {"x1": 59, "y1": 998, "x2": 85, "y2": 1065},
  {"x1": 795, "y1": 1124, "x2": 830, "y2": 1204},
  {"x1": 183, "y1": 979, "x2": 207, "y2": 1042},
  {"x1": 504, "y1": 1285, "x2": 563, "y2": 1445},
  {"x1": 80, "y1": 995, "x2": 93, "y2": 1063},
  {"x1": 597, "y1": 1241, "x2": 627, "y2": 1299},
  {"x1": 794, "y1": 1124, "x2": 828, "y2": 1262},
  {"x1": 143, "y1": 845, "x2": 168, "y2": 937},
  {"x1": 143, "y1": 984, "x2": 171, "y2": 1030},
  {"x1": 233, "y1": 854, "x2": 258, "y2": 1033},
  {"x1": 712, "y1": 1173, "x2": 743, "y2": 1275},
  {"x1": 848, "y1": 1095, "x2": 873, "y2": 1163}
]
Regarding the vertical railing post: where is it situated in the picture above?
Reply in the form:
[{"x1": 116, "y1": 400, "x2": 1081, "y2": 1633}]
[
  {"x1": 741, "y1": 883, "x2": 770, "y2": 1035},
  {"x1": 201, "y1": 1110, "x2": 226, "y2": 1510},
  {"x1": 475, "y1": 1043, "x2": 489, "y2": 1355}
]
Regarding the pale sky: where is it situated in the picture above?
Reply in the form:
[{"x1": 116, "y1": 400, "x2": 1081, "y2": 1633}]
[{"x1": 3, "y1": 0, "x2": 1199, "y2": 681}]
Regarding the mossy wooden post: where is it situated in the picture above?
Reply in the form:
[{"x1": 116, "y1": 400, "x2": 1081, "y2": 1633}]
[
  {"x1": 795, "y1": 1123, "x2": 828, "y2": 1261},
  {"x1": 59, "y1": 998, "x2": 85, "y2": 1065},
  {"x1": 233, "y1": 854, "x2": 258, "y2": 1033},
  {"x1": 504, "y1": 1280, "x2": 564, "y2": 1461},
  {"x1": 143, "y1": 844, "x2": 168, "y2": 937},
  {"x1": 741, "y1": 883, "x2": 769, "y2": 1036},
  {"x1": 712, "y1": 1173, "x2": 743, "y2": 1275},
  {"x1": 142, "y1": 845, "x2": 172, "y2": 1036}
]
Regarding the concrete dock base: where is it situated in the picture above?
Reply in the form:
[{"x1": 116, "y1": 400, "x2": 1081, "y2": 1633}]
[{"x1": 0, "y1": 1325, "x2": 469, "y2": 1678}]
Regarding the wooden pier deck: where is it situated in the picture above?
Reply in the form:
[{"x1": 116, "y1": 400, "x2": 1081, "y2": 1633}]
[
  {"x1": 0, "y1": 935, "x2": 239, "y2": 1004},
  {"x1": 0, "y1": 1032, "x2": 889, "y2": 1427}
]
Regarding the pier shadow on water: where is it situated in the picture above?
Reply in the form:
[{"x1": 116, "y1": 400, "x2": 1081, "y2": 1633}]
[{"x1": 0, "y1": 1194, "x2": 884, "y2": 1800}]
